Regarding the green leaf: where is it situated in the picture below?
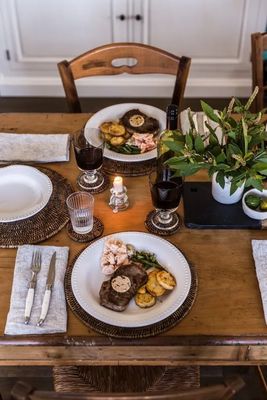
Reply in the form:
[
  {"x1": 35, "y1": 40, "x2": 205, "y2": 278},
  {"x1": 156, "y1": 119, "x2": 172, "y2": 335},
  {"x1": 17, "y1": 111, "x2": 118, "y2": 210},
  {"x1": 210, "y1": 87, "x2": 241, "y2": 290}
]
[
  {"x1": 201, "y1": 101, "x2": 220, "y2": 123},
  {"x1": 214, "y1": 163, "x2": 229, "y2": 171},
  {"x1": 216, "y1": 152, "x2": 226, "y2": 163},
  {"x1": 185, "y1": 134, "x2": 193, "y2": 150},
  {"x1": 230, "y1": 181, "x2": 239, "y2": 195},
  {"x1": 188, "y1": 110, "x2": 196, "y2": 130},
  {"x1": 194, "y1": 136, "x2": 205, "y2": 153},
  {"x1": 244, "y1": 86, "x2": 259, "y2": 110},
  {"x1": 209, "y1": 145, "x2": 223, "y2": 157},
  {"x1": 209, "y1": 132, "x2": 219, "y2": 145},
  {"x1": 252, "y1": 162, "x2": 267, "y2": 172},
  {"x1": 227, "y1": 143, "x2": 243, "y2": 157},
  {"x1": 163, "y1": 140, "x2": 184, "y2": 153},
  {"x1": 245, "y1": 177, "x2": 263, "y2": 191},
  {"x1": 256, "y1": 156, "x2": 267, "y2": 163},
  {"x1": 180, "y1": 164, "x2": 203, "y2": 176},
  {"x1": 241, "y1": 117, "x2": 248, "y2": 154},
  {"x1": 167, "y1": 155, "x2": 187, "y2": 164},
  {"x1": 227, "y1": 130, "x2": 237, "y2": 140},
  {"x1": 216, "y1": 171, "x2": 225, "y2": 188},
  {"x1": 166, "y1": 161, "x2": 192, "y2": 170}
]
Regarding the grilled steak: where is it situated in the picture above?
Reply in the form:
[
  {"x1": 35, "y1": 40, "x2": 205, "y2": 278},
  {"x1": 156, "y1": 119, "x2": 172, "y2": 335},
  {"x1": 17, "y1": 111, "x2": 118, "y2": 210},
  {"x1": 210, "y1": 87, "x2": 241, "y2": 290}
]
[
  {"x1": 99, "y1": 262, "x2": 148, "y2": 312},
  {"x1": 120, "y1": 109, "x2": 160, "y2": 135}
]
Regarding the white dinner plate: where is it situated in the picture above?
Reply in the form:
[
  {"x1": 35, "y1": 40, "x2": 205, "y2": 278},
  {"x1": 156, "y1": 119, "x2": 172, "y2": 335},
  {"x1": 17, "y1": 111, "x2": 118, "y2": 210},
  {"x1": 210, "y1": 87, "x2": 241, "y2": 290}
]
[
  {"x1": 0, "y1": 165, "x2": 53, "y2": 222},
  {"x1": 71, "y1": 232, "x2": 192, "y2": 328},
  {"x1": 84, "y1": 103, "x2": 166, "y2": 162}
]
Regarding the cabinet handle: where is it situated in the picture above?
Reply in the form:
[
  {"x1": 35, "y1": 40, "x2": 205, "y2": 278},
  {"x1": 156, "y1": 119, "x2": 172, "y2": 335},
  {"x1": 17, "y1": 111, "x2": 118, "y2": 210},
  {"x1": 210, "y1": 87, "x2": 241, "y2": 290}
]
[
  {"x1": 117, "y1": 14, "x2": 126, "y2": 21},
  {"x1": 116, "y1": 14, "x2": 142, "y2": 21}
]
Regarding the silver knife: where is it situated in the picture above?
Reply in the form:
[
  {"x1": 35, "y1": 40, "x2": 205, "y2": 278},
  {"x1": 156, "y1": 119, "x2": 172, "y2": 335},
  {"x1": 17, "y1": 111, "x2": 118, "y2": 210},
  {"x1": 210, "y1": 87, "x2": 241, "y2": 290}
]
[{"x1": 37, "y1": 252, "x2": 56, "y2": 326}]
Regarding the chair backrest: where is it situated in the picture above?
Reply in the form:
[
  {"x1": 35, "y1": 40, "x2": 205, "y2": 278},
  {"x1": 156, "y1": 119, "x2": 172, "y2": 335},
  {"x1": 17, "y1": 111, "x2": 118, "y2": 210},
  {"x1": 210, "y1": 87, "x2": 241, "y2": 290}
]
[
  {"x1": 10, "y1": 377, "x2": 244, "y2": 400},
  {"x1": 251, "y1": 32, "x2": 267, "y2": 112},
  {"x1": 58, "y1": 42, "x2": 191, "y2": 113}
]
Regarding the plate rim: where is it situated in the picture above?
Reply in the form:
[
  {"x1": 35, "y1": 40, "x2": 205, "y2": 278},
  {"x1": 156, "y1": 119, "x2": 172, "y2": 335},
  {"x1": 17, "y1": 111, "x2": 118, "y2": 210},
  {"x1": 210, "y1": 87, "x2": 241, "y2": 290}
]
[
  {"x1": 84, "y1": 103, "x2": 165, "y2": 162},
  {"x1": 0, "y1": 164, "x2": 53, "y2": 222},
  {"x1": 71, "y1": 231, "x2": 192, "y2": 328}
]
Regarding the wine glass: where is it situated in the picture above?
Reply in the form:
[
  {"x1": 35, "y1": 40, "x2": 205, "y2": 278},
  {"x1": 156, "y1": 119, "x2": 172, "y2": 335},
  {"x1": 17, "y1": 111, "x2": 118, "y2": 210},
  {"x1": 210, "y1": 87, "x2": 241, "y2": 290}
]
[
  {"x1": 73, "y1": 128, "x2": 105, "y2": 191},
  {"x1": 149, "y1": 170, "x2": 183, "y2": 230}
]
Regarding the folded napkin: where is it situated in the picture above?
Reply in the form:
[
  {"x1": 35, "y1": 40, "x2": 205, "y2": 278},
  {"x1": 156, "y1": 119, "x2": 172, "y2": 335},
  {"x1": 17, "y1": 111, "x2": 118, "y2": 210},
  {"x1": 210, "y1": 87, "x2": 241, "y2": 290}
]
[
  {"x1": 5, "y1": 244, "x2": 69, "y2": 335},
  {"x1": 180, "y1": 109, "x2": 223, "y2": 144},
  {"x1": 252, "y1": 240, "x2": 267, "y2": 324},
  {"x1": 0, "y1": 133, "x2": 70, "y2": 162}
]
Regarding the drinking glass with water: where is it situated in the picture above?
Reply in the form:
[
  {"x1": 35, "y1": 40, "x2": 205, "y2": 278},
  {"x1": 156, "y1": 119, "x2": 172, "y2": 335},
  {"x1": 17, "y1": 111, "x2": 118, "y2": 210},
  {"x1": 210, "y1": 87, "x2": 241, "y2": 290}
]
[{"x1": 66, "y1": 192, "x2": 94, "y2": 234}]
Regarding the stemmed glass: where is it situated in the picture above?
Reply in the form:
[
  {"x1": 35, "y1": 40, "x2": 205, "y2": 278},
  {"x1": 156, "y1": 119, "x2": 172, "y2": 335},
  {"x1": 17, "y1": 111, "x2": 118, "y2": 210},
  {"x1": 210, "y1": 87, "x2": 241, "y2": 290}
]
[
  {"x1": 149, "y1": 170, "x2": 183, "y2": 230},
  {"x1": 73, "y1": 128, "x2": 105, "y2": 191}
]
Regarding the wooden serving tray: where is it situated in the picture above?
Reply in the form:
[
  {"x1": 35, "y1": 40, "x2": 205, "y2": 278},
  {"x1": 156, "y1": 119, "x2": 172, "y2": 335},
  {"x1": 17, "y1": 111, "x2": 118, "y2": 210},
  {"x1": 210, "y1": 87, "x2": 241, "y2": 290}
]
[{"x1": 183, "y1": 182, "x2": 267, "y2": 229}]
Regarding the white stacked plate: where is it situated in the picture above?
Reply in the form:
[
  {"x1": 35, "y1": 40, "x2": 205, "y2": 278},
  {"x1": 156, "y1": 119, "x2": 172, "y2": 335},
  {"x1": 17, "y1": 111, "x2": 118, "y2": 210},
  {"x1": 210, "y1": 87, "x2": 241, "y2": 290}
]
[{"x1": 0, "y1": 165, "x2": 53, "y2": 222}]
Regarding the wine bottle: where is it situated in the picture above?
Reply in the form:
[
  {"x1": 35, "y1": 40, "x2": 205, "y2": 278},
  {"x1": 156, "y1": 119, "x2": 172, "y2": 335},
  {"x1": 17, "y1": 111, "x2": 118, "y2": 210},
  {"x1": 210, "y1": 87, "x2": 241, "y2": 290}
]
[{"x1": 157, "y1": 104, "x2": 178, "y2": 181}]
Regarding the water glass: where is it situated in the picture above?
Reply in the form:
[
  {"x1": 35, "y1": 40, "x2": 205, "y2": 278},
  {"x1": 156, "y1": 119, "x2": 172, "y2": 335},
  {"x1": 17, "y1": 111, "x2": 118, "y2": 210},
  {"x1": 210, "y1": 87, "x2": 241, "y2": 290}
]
[{"x1": 66, "y1": 192, "x2": 94, "y2": 234}]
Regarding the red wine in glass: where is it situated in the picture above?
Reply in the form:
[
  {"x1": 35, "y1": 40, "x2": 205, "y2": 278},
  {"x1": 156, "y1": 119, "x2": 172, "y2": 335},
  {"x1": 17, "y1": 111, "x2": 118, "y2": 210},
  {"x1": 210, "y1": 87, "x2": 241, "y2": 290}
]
[
  {"x1": 151, "y1": 180, "x2": 182, "y2": 210},
  {"x1": 149, "y1": 170, "x2": 182, "y2": 230},
  {"x1": 74, "y1": 147, "x2": 103, "y2": 171},
  {"x1": 73, "y1": 129, "x2": 105, "y2": 190}
]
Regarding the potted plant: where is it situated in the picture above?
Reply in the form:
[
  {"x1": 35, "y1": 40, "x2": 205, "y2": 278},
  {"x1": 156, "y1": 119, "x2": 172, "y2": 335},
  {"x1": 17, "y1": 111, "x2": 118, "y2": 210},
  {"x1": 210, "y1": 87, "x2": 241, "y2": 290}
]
[{"x1": 162, "y1": 87, "x2": 267, "y2": 204}]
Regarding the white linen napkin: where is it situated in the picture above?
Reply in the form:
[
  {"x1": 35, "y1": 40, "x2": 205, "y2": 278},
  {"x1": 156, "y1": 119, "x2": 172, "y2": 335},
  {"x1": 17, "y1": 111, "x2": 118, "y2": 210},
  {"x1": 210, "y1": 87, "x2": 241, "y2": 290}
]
[
  {"x1": 252, "y1": 240, "x2": 267, "y2": 324},
  {"x1": 0, "y1": 133, "x2": 70, "y2": 162},
  {"x1": 5, "y1": 244, "x2": 69, "y2": 335},
  {"x1": 179, "y1": 109, "x2": 223, "y2": 144}
]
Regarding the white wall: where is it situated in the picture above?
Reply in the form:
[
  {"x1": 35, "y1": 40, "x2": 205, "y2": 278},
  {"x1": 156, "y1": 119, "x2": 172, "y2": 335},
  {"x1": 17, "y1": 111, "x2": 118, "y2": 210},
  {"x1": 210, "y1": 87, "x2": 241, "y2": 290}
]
[{"x1": 0, "y1": 0, "x2": 266, "y2": 97}]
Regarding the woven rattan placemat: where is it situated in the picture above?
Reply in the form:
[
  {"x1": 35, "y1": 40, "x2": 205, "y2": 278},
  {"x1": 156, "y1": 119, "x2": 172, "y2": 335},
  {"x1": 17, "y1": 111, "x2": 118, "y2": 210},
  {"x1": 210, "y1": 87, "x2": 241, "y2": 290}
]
[
  {"x1": 0, "y1": 166, "x2": 72, "y2": 248},
  {"x1": 103, "y1": 157, "x2": 156, "y2": 177},
  {"x1": 145, "y1": 210, "x2": 182, "y2": 236},
  {"x1": 65, "y1": 250, "x2": 197, "y2": 339},
  {"x1": 66, "y1": 217, "x2": 104, "y2": 243}
]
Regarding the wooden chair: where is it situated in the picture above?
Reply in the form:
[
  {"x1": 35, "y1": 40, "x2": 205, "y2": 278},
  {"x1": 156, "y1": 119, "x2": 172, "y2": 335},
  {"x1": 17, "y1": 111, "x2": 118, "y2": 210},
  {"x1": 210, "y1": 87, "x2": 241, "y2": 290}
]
[
  {"x1": 57, "y1": 43, "x2": 191, "y2": 113},
  {"x1": 251, "y1": 32, "x2": 267, "y2": 112},
  {"x1": 9, "y1": 375, "x2": 245, "y2": 400}
]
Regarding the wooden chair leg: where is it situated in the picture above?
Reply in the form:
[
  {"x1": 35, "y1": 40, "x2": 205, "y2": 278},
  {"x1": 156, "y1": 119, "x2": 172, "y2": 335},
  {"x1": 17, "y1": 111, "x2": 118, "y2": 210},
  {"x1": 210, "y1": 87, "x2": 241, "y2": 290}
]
[
  {"x1": 10, "y1": 381, "x2": 34, "y2": 400},
  {"x1": 257, "y1": 365, "x2": 267, "y2": 393}
]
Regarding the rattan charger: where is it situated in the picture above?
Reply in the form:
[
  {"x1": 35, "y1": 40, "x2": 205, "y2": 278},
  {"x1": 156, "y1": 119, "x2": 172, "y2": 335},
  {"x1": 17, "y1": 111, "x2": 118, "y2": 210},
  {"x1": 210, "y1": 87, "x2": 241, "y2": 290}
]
[
  {"x1": 103, "y1": 157, "x2": 156, "y2": 177},
  {"x1": 65, "y1": 249, "x2": 198, "y2": 339},
  {"x1": 0, "y1": 166, "x2": 72, "y2": 248}
]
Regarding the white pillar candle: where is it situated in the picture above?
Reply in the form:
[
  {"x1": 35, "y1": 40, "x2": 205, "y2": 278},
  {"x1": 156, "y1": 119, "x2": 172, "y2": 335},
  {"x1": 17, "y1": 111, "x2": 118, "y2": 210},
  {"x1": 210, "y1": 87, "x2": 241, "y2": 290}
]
[{"x1": 113, "y1": 176, "x2": 123, "y2": 193}]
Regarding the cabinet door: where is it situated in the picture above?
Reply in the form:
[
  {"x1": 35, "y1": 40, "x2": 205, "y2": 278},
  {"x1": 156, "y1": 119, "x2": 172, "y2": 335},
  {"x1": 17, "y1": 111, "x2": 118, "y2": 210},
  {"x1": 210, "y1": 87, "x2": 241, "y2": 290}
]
[
  {"x1": 0, "y1": 0, "x2": 117, "y2": 72},
  {"x1": 144, "y1": 0, "x2": 267, "y2": 97}
]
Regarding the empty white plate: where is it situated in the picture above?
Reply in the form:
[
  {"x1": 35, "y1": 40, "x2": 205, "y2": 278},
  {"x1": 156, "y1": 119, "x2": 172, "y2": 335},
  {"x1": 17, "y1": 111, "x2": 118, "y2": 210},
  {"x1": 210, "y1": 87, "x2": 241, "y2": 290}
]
[{"x1": 0, "y1": 165, "x2": 53, "y2": 222}]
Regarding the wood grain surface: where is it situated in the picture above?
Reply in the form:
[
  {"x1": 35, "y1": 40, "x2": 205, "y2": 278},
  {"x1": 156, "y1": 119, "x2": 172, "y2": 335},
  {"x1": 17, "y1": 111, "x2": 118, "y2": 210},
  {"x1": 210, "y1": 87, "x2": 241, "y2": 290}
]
[{"x1": 0, "y1": 113, "x2": 267, "y2": 365}]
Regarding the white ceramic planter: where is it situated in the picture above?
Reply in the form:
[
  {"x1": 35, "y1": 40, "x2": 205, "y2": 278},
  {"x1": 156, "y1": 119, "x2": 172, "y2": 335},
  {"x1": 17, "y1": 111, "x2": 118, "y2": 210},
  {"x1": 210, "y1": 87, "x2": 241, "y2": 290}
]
[{"x1": 211, "y1": 174, "x2": 245, "y2": 204}]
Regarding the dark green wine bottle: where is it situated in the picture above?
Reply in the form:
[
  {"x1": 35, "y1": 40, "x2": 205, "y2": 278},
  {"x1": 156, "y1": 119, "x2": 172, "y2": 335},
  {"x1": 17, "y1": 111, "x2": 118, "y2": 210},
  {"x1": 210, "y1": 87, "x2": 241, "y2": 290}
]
[{"x1": 157, "y1": 104, "x2": 178, "y2": 181}]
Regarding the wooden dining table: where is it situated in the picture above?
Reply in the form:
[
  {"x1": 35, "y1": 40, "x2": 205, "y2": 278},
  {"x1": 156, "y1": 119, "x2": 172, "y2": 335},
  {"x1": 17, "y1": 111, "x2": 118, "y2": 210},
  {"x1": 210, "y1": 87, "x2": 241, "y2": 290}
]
[{"x1": 0, "y1": 112, "x2": 267, "y2": 367}]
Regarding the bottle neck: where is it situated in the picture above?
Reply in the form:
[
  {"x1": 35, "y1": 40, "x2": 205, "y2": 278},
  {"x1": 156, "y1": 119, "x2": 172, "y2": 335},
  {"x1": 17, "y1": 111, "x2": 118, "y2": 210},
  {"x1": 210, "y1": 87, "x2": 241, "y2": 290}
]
[
  {"x1": 156, "y1": 104, "x2": 178, "y2": 181},
  {"x1": 166, "y1": 104, "x2": 178, "y2": 130}
]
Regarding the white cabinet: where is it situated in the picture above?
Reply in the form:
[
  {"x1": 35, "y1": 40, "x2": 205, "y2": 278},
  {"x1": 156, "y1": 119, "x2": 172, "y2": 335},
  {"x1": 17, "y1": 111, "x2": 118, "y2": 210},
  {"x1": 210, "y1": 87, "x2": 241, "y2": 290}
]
[
  {"x1": 146, "y1": 0, "x2": 267, "y2": 97},
  {"x1": 0, "y1": 0, "x2": 266, "y2": 97}
]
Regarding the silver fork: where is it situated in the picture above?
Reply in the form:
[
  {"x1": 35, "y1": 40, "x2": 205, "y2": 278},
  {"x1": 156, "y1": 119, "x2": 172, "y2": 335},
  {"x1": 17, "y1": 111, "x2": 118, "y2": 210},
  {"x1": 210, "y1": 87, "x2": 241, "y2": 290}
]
[{"x1": 24, "y1": 250, "x2": 42, "y2": 324}]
